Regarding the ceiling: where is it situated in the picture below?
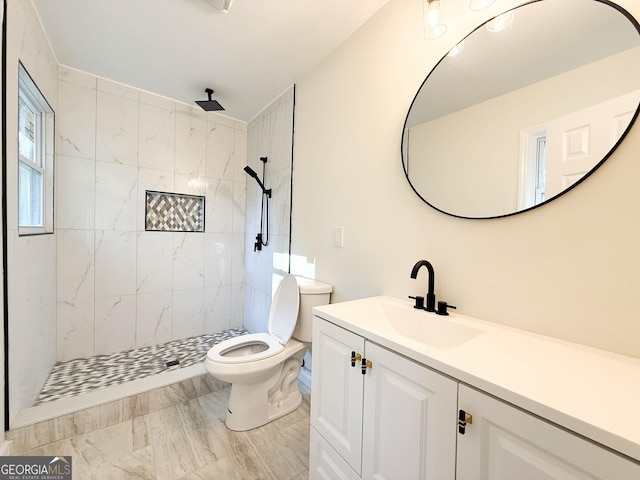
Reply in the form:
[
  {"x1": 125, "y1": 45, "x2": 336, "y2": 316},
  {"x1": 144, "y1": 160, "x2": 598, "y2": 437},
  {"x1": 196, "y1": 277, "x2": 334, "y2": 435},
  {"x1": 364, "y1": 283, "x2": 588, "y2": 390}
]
[
  {"x1": 32, "y1": 0, "x2": 390, "y2": 121},
  {"x1": 407, "y1": 0, "x2": 640, "y2": 125}
]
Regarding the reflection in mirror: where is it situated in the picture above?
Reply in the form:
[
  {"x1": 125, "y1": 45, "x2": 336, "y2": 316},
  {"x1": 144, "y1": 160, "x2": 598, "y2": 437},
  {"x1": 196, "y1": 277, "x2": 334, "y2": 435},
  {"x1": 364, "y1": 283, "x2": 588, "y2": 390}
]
[{"x1": 402, "y1": 0, "x2": 640, "y2": 219}]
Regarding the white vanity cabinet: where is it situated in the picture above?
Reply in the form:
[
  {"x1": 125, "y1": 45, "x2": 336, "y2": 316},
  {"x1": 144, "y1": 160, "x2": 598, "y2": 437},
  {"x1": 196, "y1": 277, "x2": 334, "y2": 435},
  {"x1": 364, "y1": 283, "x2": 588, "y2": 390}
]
[
  {"x1": 310, "y1": 307, "x2": 640, "y2": 480},
  {"x1": 310, "y1": 317, "x2": 458, "y2": 480},
  {"x1": 457, "y1": 385, "x2": 640, "y2": 480}
]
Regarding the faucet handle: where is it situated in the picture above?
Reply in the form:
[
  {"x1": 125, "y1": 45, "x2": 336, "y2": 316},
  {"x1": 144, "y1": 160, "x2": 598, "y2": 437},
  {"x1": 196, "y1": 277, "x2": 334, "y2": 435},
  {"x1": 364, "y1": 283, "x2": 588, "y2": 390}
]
[
  {"x1": 436, "y1": 301, "x2": 457, "y2": 316},
  {"x1": 408, "y1": 295, "x2": 425, "y2": 309}
]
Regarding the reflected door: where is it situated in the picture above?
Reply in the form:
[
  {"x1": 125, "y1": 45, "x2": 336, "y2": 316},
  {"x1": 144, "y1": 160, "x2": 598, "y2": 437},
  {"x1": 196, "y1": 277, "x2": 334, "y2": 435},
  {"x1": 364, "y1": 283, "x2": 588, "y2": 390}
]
[{"x1": 545, "y1": 90, "x2": 640, "y2": 199}]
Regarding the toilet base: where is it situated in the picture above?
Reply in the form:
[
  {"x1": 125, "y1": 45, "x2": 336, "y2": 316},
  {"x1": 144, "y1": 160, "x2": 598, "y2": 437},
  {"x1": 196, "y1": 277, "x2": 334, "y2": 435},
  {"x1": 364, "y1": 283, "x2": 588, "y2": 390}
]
[{"x1": 225, "y1": 353, "x2": 305, "y2": 431}]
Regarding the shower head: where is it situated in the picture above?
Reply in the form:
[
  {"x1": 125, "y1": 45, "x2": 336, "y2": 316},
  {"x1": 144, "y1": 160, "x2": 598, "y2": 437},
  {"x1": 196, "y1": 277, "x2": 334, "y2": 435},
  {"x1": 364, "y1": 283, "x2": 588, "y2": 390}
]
[
  {"x1": 243, "y1": 166, "x2": 259, "y2": 179},
  {"x1": 243, "y1": 165, "x2": 270, "y2": 197},
  {"x1": 195, "y1": 88, "x2": 225, "y2": 112}
]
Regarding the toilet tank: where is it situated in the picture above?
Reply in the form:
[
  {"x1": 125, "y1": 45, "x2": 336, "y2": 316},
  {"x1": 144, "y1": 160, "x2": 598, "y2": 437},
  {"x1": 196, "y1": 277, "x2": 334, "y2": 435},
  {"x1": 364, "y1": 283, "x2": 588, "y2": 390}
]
[{"x1": 293, "y1": 276, "x2": 332, "y2": 342}]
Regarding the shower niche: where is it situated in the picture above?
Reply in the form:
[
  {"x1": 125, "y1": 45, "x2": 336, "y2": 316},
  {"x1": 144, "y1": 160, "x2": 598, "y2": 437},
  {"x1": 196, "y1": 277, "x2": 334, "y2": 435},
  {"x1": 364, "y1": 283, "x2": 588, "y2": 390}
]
[{"x1": 145, "y1": 191, "x2": 205, "y2": 233}]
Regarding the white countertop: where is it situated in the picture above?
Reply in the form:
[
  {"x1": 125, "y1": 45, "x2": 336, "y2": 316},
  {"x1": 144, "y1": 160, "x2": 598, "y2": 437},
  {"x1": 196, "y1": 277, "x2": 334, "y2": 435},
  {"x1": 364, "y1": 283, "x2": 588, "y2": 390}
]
[{"x1": 313, "y1": 295, "x2": 640, "y2": 462}]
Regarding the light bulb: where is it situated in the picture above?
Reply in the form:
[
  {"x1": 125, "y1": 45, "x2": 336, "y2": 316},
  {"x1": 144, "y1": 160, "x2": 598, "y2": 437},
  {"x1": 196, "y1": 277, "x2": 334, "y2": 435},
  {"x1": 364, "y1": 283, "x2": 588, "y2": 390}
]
[{"x1": 424, "y1": 0, "x2": 447, "y2": 39}]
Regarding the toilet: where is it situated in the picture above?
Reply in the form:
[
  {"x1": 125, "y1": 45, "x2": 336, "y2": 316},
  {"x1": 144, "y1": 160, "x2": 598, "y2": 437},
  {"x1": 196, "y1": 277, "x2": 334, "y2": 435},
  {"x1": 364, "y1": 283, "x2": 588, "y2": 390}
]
[{"x1": 204, "y1": 274, "x2": 332, "y2": 431}]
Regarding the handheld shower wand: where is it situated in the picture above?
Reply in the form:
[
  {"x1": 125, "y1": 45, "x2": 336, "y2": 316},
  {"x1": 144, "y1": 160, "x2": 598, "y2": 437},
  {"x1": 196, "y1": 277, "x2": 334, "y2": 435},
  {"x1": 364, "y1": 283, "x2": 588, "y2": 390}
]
[
  {"x1": 244, "y1": 157, "x2": 271, "y2": 252},
  {"x1": 243, "y1": 166, "x2": 271, "y2": 197},
  {"x1": 243, "y1": 165, "x2": 258, "y2": 178}
]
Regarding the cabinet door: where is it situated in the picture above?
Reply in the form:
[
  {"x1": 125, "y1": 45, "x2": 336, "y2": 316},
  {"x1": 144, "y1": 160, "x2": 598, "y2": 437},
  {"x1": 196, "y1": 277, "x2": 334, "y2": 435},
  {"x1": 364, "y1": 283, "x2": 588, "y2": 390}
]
[
  {"x1": 457, "y1": 384, "x2": 640, "y2": 480},
  {"x1": 311, "y1": 318, "x2": 365, "y2": 475},
  {"x1": 362, "y1": 342, "x2": 457, "y2": 480}
]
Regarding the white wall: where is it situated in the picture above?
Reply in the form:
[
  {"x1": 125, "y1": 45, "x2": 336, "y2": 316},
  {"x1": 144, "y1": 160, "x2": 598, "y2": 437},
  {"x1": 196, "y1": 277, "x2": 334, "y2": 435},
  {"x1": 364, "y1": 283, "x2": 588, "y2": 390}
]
[
  {"x1": 5, "y1": 0, "x2": 58, "y2": 422},
  {"x1": 292, "y1": 0, "x2": 640, "y2": 358},
  {"x1": 244, "y1": 86, "x2": 294, "y2": 333},
  {"x1": 55, "y1": 67, "x2": 247, "y2": 362}
]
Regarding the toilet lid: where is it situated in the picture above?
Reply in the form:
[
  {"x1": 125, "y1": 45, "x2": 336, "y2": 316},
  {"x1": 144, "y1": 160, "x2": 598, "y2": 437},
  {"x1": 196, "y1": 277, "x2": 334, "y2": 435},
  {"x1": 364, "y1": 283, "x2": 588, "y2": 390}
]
[{"x1": 268, "y1": 274, "x2": 300, "y2": 345}]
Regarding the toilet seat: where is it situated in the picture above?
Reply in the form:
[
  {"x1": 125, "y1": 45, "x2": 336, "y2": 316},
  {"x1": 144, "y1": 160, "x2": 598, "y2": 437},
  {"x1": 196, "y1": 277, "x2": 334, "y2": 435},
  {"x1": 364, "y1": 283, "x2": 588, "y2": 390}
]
[
  {"x1": 207, "y1": 333, "x2": 284, "y2": 364},
  {"x1": 206, "y1": 274, "x2": 300, "y2": 365}
]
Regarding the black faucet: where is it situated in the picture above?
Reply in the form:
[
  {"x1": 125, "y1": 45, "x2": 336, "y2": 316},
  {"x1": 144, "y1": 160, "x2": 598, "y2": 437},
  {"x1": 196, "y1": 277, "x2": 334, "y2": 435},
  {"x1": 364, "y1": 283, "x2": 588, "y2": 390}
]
[{"x1": 410, "y1": 260, "x2": 436, "y2": 312}]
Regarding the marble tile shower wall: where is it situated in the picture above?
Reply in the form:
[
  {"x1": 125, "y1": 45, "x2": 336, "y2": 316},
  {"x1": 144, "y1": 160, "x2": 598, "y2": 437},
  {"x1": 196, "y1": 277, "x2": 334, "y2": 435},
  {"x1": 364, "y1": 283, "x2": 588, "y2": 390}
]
[
  {"x1": 7, "y1": 0, "x2": 59, "y2": 421},
  {"x1": 244, "y1": 87, "x2": 294, "y2": 333},
  {"x1": 56, "y1": 66, "x2": 248, "y2": 362}
]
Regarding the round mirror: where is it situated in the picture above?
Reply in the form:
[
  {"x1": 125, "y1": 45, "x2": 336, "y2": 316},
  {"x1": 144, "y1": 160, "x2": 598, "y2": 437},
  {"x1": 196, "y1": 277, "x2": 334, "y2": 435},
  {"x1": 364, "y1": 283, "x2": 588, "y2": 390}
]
[{"x1": 402, "y1": 0, "x2": 640, "y2": 219}]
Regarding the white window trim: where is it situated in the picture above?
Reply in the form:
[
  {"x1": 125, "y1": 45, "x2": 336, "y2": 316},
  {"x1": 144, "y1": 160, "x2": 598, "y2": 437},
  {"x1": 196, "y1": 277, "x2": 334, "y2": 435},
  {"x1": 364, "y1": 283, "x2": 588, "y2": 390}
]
[
  {"x1": 18, "y1": 62, "x2": 54, "y2": 236},
  {"x1": 518, "y1": 125, "x2": 546, "y2": 211}
]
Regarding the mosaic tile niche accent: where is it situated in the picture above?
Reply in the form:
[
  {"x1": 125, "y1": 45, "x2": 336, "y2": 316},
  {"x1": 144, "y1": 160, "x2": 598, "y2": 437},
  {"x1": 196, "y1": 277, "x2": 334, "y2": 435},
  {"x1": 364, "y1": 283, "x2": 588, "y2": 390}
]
[{"x1": 145, "y1": 190, "x2": 205, "y2": 232}]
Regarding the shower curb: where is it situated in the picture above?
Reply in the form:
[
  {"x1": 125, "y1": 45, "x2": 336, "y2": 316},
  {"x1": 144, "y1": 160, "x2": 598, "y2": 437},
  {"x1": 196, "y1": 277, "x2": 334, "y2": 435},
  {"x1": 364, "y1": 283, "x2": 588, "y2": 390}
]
[{"x1": 7, "y1": 373, "x2": 227, "y2": 454}]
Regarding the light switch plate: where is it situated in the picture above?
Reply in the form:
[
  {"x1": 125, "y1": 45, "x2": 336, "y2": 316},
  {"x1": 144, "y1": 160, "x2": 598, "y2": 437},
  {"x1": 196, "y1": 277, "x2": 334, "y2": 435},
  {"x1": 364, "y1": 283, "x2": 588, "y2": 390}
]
[{"x1": 333, "y1": 226, "x2": 344, "y2": 247}]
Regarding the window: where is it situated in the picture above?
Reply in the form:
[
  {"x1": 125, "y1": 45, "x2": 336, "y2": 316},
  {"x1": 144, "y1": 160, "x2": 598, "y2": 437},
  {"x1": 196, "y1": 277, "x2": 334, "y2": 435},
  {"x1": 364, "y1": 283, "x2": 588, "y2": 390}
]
[
  {"x1": 518, "y1": 126, "x2": 546, "y2": 211},
  {"x1": 534, "y1": 135, "x2": 546, "y2": 206},
  {"x1": 18, "y1": 63, "x2": 54, "y2": 235}
]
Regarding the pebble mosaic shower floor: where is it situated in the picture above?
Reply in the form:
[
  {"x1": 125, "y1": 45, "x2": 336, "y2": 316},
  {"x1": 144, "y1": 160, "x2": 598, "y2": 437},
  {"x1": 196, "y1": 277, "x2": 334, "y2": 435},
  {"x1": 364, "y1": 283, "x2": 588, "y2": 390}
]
[{"x1": 35, "y1": 327, "x2": 249, "y2": 405}]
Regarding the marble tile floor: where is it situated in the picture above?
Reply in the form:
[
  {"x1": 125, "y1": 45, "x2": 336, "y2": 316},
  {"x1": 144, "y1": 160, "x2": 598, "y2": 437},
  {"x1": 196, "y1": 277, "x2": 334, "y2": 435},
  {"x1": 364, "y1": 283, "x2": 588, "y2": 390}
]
[
  {"x1": 36, "y1": 328, "x2": 248, "y2": 405},
  {"x1": 11, "y1": 379, "x2": 312, "y2": 480}
]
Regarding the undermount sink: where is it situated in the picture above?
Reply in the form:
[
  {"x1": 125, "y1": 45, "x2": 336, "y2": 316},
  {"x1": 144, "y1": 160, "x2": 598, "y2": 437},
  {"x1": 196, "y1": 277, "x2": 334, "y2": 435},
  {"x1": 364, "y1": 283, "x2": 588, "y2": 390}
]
[{"x1": 378, "y1": 301, "x2": 484, "y2": 349}]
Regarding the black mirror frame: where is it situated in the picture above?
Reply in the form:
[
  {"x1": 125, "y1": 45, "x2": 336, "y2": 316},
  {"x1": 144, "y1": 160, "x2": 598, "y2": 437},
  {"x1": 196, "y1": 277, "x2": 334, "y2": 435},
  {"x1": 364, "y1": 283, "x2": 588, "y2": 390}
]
[{"x1": 401, "y1": 0, "x2": 640, "y2": 220}]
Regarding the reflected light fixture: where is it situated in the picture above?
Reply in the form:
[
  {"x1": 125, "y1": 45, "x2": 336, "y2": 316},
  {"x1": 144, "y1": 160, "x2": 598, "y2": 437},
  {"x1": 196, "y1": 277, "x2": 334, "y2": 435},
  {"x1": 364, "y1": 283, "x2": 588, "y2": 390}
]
[
  {"x1": 424, "y1": 0, "x2": 447, "y2": 40},
  {"x1": 469, "y1": 0, "x2": 496, "y2": 11},
  {"x1": 486, "y1": 10, "x2": 515, "y2": 32},
  {"x1": 448, "y1": 40, "x2": 465, "y2": 57},
  {"x1": 204, "y1": 0, "x2": 234, "y2": 13}
]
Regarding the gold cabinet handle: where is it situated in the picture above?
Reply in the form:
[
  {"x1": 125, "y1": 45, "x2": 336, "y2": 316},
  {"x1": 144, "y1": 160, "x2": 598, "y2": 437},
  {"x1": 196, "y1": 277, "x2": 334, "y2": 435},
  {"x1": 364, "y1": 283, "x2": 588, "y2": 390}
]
[
  {"x1": 361, "y1": 358, "x2": 373, "y2": 375},
  {"x1": 458, "y1": 410, "x2": 472, "y2": 434},
  {"x1": 350, "y1": 351, "x2": 362, "y2": 367}
]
